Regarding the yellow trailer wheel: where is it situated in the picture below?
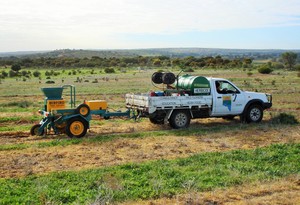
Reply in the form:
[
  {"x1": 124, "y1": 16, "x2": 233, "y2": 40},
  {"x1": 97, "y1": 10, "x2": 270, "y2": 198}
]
[
  {"x1": 76, "y1": 104, "x2": 90, "y2": 117},
  {"x1": 66, "y1": 118, "x2": 88, "y2": 138}
]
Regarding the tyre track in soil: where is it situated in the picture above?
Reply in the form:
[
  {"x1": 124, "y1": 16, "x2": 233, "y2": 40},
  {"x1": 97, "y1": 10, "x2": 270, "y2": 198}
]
[{"x1": 0, "y1": 120, "x2": 299, "y2": 178}]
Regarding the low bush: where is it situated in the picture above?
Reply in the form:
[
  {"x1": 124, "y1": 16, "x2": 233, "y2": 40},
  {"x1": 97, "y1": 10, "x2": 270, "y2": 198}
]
[
  {"x1": 45, "y1": 80, "x2": 55, "y2": 84},
  {"x1": 2, "y1": 101, "x2": 32, "y2": 108},
  {"x1": 271, "y1": 113, "x2": 299, "y2": 124},
  {"x1": 105, "y1": 68, "x2": 115, "y2": 73},
  {"x1": 258, "y1": 66, "x2": 273, "y2": 74}
]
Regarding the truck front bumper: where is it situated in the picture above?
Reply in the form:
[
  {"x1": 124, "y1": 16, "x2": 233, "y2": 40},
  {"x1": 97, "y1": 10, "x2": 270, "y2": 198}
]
[
  {"x1": 263, "y1": 94, "x2": 272, "y2": 109},
  {"x1": 263, "y1": 102, "x2": 272, "y2": 109}
]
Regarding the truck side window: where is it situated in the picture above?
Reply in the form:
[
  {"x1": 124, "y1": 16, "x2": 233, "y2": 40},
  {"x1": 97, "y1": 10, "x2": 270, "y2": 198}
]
[
  {"x1": 216, "y1": 81, "x2": 222, "y2": 94},
  {"x1": 216, "y1": 81, "x2": 239, "y2": 94}
]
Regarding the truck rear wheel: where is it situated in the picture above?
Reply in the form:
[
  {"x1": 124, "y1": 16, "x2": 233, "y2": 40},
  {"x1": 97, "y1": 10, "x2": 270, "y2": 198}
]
[
  {"x1": 149, "y1": 117, "x2": 164, "y2": 125},
  {"x1": 246, "y1": 104, "x2": 263, "y2": 123},
  {"x1": 169, "y1": 110, "x2": 191, "y2": 129},
  {"x1": 66, "y1": 118, "x2": 88, "y2": 138}
]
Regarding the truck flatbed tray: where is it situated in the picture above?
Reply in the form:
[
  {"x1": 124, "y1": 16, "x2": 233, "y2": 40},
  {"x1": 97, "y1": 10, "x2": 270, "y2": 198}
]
[{"x1": 125, "y1": 93, "x2": 212, "y2": 114}]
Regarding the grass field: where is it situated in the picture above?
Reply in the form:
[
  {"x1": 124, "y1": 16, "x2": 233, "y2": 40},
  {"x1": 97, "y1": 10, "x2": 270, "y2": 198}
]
[{"x1": 0, "y1": 67, "x2": 299, "y2": 204}]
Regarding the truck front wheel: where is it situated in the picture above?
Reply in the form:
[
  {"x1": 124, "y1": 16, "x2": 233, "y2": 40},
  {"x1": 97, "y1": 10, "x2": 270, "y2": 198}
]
[
  {"x1": 169, "y1": 110, "x2": 191, "y2": 129},
  {"x1": 246, "y1": 104, "x2": 263, "y2": 123}
]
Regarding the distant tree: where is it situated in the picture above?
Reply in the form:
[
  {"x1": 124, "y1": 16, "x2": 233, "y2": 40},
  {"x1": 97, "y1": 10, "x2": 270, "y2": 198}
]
[
  {"x1": 243, "y1": 58, "x2": 253, "y2": 65},
  {"x1": 152, "y1": 58, "x2": 161, "y2": 66},
  {"x1": 281, "y1": 52, "x2": 297, "y2": 70},
  {"x1": 171, "y1": 58, "x2": 181, "y2": 66},
  {"x1": 11, "y1": 64, "x2": 21, "y2": 72}
]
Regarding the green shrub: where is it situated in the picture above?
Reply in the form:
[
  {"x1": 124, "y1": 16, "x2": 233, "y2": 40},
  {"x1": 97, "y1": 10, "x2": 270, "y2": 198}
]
[
  {"x1": 92, "y1": 79, "x2": 98, "y2": 83},
  {"x1": 33, "y1": 71, "x2": 41, "y2": 77},
  {"x1": 271, "y1": 113, "x2": 299, "y2": 124},
  {"x1": 2, "y1": 101, "x2": 32, "y2": 108},
  {"x1": 1, "y1": 71, "x2": 8, "y2": 78},
  {"x1": 45, "y1": 70, "x2": 51, "y2": 76},
  {"x1": 104, "y1": 68, "x2": 115, "y2": 73},
  {"x1": 45, "y1": 80, "x2": 55, "y2": 84},
  {"x1": 247, "y1": 72, "x2": 253, "y2": 76},
  {"x1": 258, "y1": 66, "x2": 273, "y2": 74}
]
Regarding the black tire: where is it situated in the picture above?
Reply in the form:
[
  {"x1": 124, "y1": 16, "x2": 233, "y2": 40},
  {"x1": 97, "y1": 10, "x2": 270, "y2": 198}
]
[
  {"x1": 149, "y1": 117, "x2": 164, "y2": 125},
  {"x1": 30, "y1": 124, "x2": 44, "y2": 136},
  {"x1": 76, "y1": 104, "x2": 90, "y2": 117},
  {"x1": 246, "y1": 104, "x2": 263, "y2": 123},
  {"x1": 66, "y1": 118, "x2": 88, "y2": 138},
  {"x1": 169, "y1": 110, "x2": 191, "y2": 129},
  {"x1": 103, "y1": 116, "x2": 110, "y2": 120}
]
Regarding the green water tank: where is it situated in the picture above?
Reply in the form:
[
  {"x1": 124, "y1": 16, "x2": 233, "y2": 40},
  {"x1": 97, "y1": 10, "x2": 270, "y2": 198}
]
[{"x1": 177, "y1": 75, "x2": 211, "y2": 95}]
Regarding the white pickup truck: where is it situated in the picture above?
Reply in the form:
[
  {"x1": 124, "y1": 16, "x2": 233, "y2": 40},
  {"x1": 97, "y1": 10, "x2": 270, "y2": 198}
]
[{"x1": 125, "y1": 74, "x2": 272, "y2": 129}]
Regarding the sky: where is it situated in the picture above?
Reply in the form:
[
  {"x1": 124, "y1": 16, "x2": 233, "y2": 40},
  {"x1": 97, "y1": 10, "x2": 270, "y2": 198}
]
[{"x1": 1, "y1": 0, "x2": 300, "y2": 52}]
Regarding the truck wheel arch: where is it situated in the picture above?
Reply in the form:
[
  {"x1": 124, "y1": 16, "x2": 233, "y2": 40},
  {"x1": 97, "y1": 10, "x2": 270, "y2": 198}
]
[
  {"x1": 169, "y1": 109, "x2": 191, "y2": 129},
  {"x1": 241, "y1": 100, "x2": 264, "y2": 123}
]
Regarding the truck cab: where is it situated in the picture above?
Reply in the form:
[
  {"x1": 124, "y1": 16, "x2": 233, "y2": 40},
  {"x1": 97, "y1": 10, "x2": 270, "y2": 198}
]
[{"x1": 210, "y1": 78, "x2": 272, "y2": 121}]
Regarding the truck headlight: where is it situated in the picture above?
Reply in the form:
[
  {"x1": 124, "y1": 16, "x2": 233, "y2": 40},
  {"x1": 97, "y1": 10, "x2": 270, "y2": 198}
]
[{"x1": 266, "y1": 94, "x2": 272, "y2": 103}]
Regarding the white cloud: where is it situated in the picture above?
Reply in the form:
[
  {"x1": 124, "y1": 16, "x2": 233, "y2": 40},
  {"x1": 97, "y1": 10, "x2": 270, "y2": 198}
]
[{"x1": 0, "y1": 0, "x2": 299, "y2": 50}]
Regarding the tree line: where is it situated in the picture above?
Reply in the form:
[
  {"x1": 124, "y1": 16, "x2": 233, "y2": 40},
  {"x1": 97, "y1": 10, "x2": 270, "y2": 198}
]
[
  {"x1": 0, "y1": 52, "x2": 298, "y2": 80},
  {"x1": 0, "y1": 55, "x2": 253, "y2": 69}
]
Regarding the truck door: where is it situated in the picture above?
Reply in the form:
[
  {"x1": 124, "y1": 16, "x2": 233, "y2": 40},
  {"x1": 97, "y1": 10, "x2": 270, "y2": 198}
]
[{"x1": 212, "y1": 80, "x2": 245, "y2": 116}]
